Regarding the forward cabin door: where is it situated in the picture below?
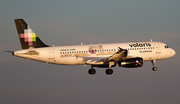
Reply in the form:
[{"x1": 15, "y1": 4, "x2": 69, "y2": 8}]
[
  {"x1": 155, "y1": 43, "x2": 161, "y2": 54},
  {"x1": 49, "y1": 49, "x2": 55, "y2": 59}
]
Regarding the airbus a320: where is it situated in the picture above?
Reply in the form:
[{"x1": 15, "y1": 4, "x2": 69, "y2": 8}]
[{"x1": 11, "y1": 19, "x2": 176, "y2": 75}]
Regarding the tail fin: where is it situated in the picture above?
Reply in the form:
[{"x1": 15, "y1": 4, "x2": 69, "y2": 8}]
[{"x1": 14, "y1": 19, "x2": 49, "y2": 49}]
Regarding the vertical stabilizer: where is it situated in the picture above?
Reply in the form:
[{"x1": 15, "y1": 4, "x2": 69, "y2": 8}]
[{"x1": 14, "y1": 19, "x2": 48, "y2": 49}]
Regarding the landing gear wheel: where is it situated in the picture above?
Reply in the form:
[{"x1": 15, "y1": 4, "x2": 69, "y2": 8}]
[
  {"x1": 152, "y1": 67, "x2": 157, "y2": 71},
  {"x1": 105, "y1": 69, "x2": 113, "y2": 75},
  {"x1": 88, "y1": 69, "x2": 96, "y2": 75}
]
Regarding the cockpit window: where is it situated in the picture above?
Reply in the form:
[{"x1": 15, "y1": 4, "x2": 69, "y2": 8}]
[{"x1": 164, "y1": 45, "x2": 169, "y2": 48}]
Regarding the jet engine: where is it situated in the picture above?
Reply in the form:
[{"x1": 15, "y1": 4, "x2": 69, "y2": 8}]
[{"x1": 118, "y1": 57, "x2": 143, "y2": 68}]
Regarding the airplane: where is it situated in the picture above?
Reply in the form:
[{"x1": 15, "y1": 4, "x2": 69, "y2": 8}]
[{"x1": 11, "y1": 19, "x2": 176, "y2": 75}]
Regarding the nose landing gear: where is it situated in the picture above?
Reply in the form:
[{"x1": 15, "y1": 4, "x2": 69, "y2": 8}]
[
  {"x1": 151, "y1": 60, "x2": 157, "y2": 71},
  {"x1": 152, "y1": 67, "x2": 157, "y2": 71}
]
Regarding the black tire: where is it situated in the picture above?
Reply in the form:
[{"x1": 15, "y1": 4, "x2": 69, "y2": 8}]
[
  {"x1": 152, "y1": 67, "x2": 157, "y2": 71},
  {"x1": 88, "y1": 69, "x2": 96, "y2": 75},
  {"x1": 105, "y1": 69, "x2": 113, "y2": 75}
]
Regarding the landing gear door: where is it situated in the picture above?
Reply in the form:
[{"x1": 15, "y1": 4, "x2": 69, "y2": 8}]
[
  {"x1": 155, "y1": 43, "x2": 161, "y2": 54},
  {"x1": 49, "y1": 49, "x2": 55, "y2": 59}
]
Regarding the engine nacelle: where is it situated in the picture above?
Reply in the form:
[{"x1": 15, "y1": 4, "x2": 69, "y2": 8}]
[{"x1": 118, "y1": 57, "x2": 143, "y2": 68}]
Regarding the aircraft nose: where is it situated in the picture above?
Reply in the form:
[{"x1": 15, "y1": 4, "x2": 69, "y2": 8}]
[{"x1": 170, "y1": 49, "x2": 176, "y2": 57}]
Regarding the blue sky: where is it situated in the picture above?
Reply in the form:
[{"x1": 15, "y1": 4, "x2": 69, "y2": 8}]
[{"x1": 0, "y1": 0, "x2": 180, "y2": 104}]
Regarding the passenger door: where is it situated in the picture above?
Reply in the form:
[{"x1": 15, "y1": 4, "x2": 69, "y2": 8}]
[
  {"x1": 49, "y1": 49, "x2": 55, "y2": 59},
  {"x1": 155, "y1": 43, "x2": 161, "y2": 54}
]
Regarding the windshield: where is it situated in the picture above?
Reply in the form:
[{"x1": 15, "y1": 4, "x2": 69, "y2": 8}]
[{"x1": 164, "y1": 45, "x2": 169, "y2": 48}]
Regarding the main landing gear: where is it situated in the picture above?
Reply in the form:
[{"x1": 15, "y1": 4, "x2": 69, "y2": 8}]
[
  {"x1": 88, "y1": 68, "x2": 96, "y2": 75},
  {"x1": 105, "y1": 62, "x2": 114, "y2": 75},
  {"x1": 88, "y1": 68, "x2": 114, "y2": 75},
  {"x1": 151, "y1": 60, "x2": 157, "y2": 71},
  {"x1": 105, "y1": 69, "x2": 113, "y2": 75},
  {"x1": 88, "y1": 62, "x2": 115, "y2": 75}
]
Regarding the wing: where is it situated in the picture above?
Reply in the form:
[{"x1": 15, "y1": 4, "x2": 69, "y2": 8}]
[
  {"x1": 100, "y1": 47, "x2": 128, "y2": 62},
  {"x1": 86, "y1": 47, "x2": 129, "y2": 65},
  {"x1": 85, "y1": 47, "x2": 137, "y2": 65}
]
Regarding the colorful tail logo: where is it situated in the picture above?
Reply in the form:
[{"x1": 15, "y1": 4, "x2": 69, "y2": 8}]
[
  {"x1": 14, "y1": 19, "x2": 48, "y2": 49},
  {"x1": 20, "y1": 26, "x2": 37, "y2": 46}
]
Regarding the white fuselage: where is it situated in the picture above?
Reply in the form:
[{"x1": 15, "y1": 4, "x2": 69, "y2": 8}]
[{"x1": 13, "y1": 41, "x2": 175, "y2": 66}]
